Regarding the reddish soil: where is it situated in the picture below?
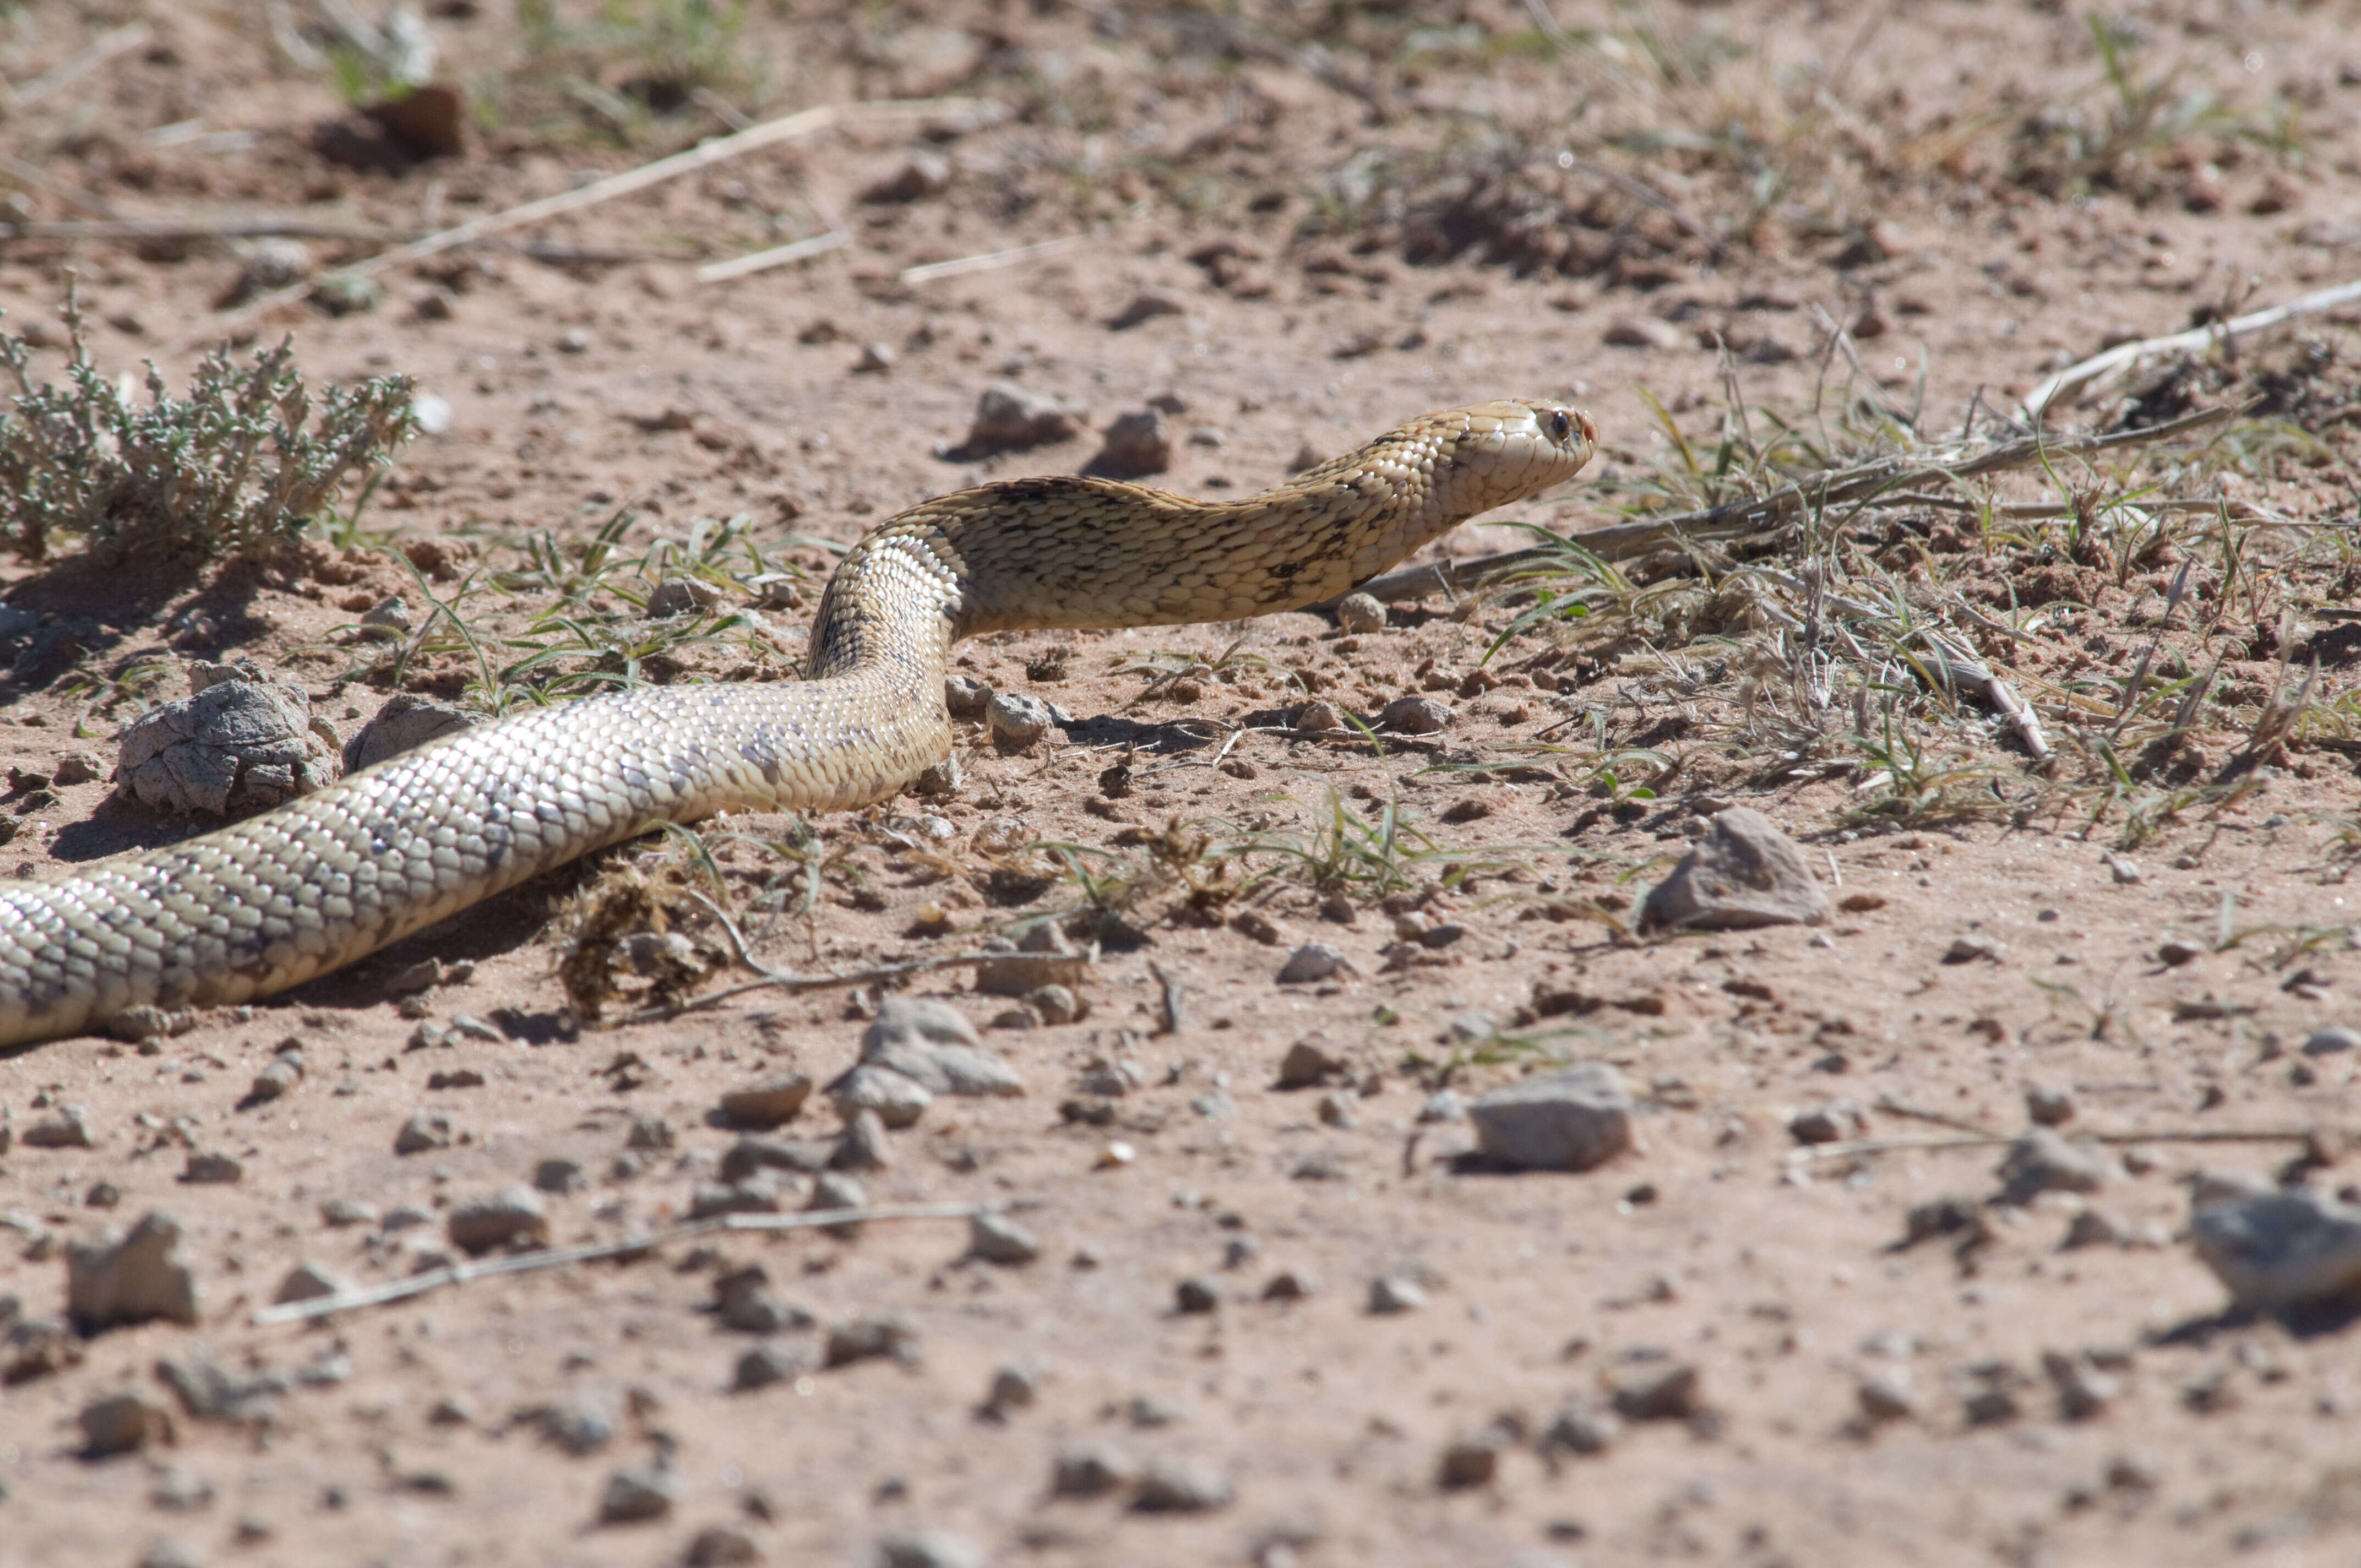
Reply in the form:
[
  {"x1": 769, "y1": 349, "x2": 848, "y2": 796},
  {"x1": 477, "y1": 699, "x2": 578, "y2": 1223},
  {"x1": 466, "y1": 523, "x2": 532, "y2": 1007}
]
[{"x1": 4, "y1": 4, "x2": 2361, "y2": 1566}]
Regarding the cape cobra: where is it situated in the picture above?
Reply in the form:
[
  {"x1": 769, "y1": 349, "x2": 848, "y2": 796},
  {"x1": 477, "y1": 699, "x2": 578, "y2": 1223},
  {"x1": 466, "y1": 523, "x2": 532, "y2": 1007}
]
[{"x1": 0, "y1": 398, "x2": 1595, "y2": 1049}]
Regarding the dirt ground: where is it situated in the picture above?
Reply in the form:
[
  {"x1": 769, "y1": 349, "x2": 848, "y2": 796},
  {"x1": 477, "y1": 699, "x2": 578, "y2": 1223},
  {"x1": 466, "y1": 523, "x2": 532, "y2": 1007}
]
[{"x1": 6, "y1": 3, "x2": 2361, "y2": 1565}]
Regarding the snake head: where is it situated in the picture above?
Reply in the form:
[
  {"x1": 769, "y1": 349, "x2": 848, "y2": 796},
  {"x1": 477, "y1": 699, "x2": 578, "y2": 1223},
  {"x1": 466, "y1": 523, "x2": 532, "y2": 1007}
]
[{"x1": 1438, "y1": 398, "x2": 1598, "y2": 514}]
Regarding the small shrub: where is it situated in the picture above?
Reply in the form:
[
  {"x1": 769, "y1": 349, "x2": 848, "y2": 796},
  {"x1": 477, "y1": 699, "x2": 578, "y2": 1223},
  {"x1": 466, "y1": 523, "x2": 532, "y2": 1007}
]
[{"x1": 0, "y1": 282, "x2": 417, "y2": 565}]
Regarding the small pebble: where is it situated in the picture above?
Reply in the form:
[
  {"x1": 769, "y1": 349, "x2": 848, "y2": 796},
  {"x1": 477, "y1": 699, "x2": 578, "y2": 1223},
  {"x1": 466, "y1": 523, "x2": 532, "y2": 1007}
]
[
  {"x1": 1368, "y1": 1275, "x2": 1427, "y2": 1314},
  {"x1": 1174, "y1": 1276, "x2": 1221, "y2": 1314},
  {"x1": 969, "y1": 1211, "x2": 1042, "y2": 1266}
]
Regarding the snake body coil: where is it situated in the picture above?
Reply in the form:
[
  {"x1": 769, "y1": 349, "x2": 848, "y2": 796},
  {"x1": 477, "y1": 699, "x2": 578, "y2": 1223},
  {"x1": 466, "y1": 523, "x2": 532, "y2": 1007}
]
[{"x1": 0, "y1": 399, "x2": 1595, "y2": 1048}]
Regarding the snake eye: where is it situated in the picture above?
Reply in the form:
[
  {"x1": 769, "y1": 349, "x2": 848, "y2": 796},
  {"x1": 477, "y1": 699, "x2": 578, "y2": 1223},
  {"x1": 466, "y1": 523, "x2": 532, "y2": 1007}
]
[{"x1": 1549, "y1": 409, "x2": 1571, "y2": 442}]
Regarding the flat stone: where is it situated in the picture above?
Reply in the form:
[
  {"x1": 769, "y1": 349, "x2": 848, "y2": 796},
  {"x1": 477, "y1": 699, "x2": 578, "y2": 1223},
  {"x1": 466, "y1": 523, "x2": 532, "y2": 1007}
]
[
  {"x1": 2303, "y1": 1026, "x2": 2361, "y2": 1057},
  {"x1": 686, "y1": 1526, "x2": 763, "y2": 1566},
  {"x1": 873, "y1": 1532, "x2": 984, "y2": 1568},
  {"x1": 67, "y1": 1210, "x2": 199, "y2": 1331},
  {"x1": 1542, "y1": 1403, "x2": 1621, "y2": 1455},
  {"x1": 646, "y1": 576, "x2": 725, "y2": 617},
  {"x1": 964, "y1": 381, "x2": 1080, "y2": 451},
  {"x1": 716, "y1": 1071, "x2": 814, "y2": 1130},
  {"x1": 1467, "y1": 1063, "x2": 1635, "y2": 1172},
  {"x1": 1437, "y1": 1436, "x2": 1501, "y2": 1489},
  {"x1": 1608, "y1": 1361, "x2": 1703, "y2": 1421},
  {"x1": 344, "y1": 692, "x2": 486, "y2": 772},
  {"x1": 720, "y1": 1134, "x2": 834, "y2": 1182},
  {"x1": 858, "y1": 998, "x2": 1026, "y2": 1092},
  {"x1": 445, "y1": 1184, "x2": 547, "y2": 1255},
  {"x1": 393, "y1": 1112, "x2": 453, "y2": 1156},
  {"x1": 735, "y1": 1339, "x2": 817, "y2": 1391},
  {"x1": 1085, "y1": 408, "x2": 1171, "y2": 478},
  {"x1": 1639, "y1": 808, "x2": 1830, "y2": 932},
  {"x1": 156, "y1": 1352, "x2": 286, "y2": 1423},
  {"x1": 2190, "y1": 1186, "x2": 2361, "y2": 1311},
  {"x1": 825, "y1": 1315, "x2": 921, "y2": 1368},
  {"x1": 690, "y1": 1173, "x2": 786, "y2": 1220},
  {"x1": 524, "y1": 1395, "x2": 618, "y2": 1456},
  {"x1": 180, "y1": 1151, "x2": 242, "y2": 1185},
  {"x1": 1276, "y1": 1036, "x2": 1348, "y2": 1088},
  {"x1": 986, "y1": 690, "x2": 1053, "y2": 748},
  {"x1": 23, "y1": 1106, "x2": 94, "y2": 1147}
]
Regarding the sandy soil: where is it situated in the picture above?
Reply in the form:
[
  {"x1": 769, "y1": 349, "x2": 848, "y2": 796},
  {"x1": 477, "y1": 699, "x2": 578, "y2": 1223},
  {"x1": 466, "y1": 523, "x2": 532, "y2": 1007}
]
[{"x1": 4, "y1": 3, "x2": 2361, "y2": 1566}]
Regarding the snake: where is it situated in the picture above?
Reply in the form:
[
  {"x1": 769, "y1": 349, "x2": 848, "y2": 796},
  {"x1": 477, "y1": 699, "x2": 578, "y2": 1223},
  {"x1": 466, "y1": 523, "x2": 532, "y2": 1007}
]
[{"x1": 0, "y1": 399, "x2": 1596, "y2": 1049}]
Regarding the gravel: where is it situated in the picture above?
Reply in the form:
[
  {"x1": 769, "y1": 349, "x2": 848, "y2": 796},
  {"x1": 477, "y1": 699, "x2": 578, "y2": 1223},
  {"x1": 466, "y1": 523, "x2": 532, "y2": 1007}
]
[
  {"x1": 734, "y1": 1340, "x2": 817, "y2": 1392},
  {"x1": 1638, "y1": 808, "x2": 1830, "y2": 932},
  {"x1": 830, "y1": 1065, "x2": 934, "y2": 1129},
  {"x1": 271, "y1": 1261, "x2": 342, "y2": 1305},
  {"x1": 855, "y1": 997, "x2": 1027, "y2": 1093},
  {"x1": 393, "y1": 1112, "x2": 454, "y2": 1156},
  {"x1": 1437, "y1": 1436, "x2": 1500, "y2": 1489},
  {"x1": 1334, "y1": 592, "x2": 1387, "y2": 633},
  {"x1": 1174, "y1": 1276, "x2": 1221, "y2": 1314},
  {"x1": 1368, "y1": 1275, "x2": 1427, "y2": 1314},
  {"x1": 596, "y1": 1466, "x2": 677, "y2": 1525},
  {"x1": 80, "y1": 1392, "x2": 176, "y2": 1457},
  {"x1": 1378, "y1": 695, "x2": 1451, "y2": 734},
  {"x1": 962, "y1": 382, "x2": 1080, "y2": 452},
  {"x1": 2302, "y1": 1025, "x2": 2361, "y2": 1057},
  {"x1": 1087, "y1": 407, "x2": 1172, "y2": 478},
  {"x1": 825, "y1": 1315, "x2": 921, "y2": 1368},
  {"x1": 873, "y1": 1532, "x2": 984, "y2": 1568},
  {"x1": 1276, "y1": 1036, "x2": 1348, "y2": 1088},
  {"x1": 1052, "y1": 1444, "x2": 1136, "y2": 1498},
  {"x1": 1466, "y1": 1063, "x2": 1635, "y2": 1172}
]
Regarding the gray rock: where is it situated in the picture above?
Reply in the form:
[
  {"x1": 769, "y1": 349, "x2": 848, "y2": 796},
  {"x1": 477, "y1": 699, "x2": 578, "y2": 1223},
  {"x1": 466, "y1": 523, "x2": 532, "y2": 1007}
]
[
  {"x1": 1051, "y1": 1443, "x2": 1136, "y2": 1497},
  {"x1": 831, "y1": 1065, "x2": 934, "y2": 1129},
  {"x1": 1609, "y1": 1360, "x2": 1702, "y2": 1422},
  {"x1": 1368, "y1": 1275, "x2": 1427, "y2": 1314},
  {"x1": 533, "y1": 1157, "x2": 587, "y2": 1195},
  {"x1": 969, "y1": 1211, "x2": 1041, "y2": 1265},
  {"x1": 1418, "y1": 1090, "x2": 1468, "y2": 1124},
  {"x1": 357, "y1": 595, "x2": 413, "y2": 635},
  {"x1": 714, "y1": 1265, "x2": 813, "y2": 1334},
  {"x1": 646, "y1": 577, "x2": 725, "y2": 617},
  {"x1": 2303, "y1": 1026, "x2": 2361, "y2": 1057},
  {"x1": 155, "y1": 1351, "x2": 286, "y2": 1423},
  {"x1": 873, "y1": 1532, "x2": 983, "y2": 1568},
  {"x1": 2025, "y1": 1085, "x2": 2077, "y2": 1125},
  {"x1": 2190, "y1": 1186, "x2": 2361, "y2": 1310},
  {"x1": 720, "y1": 1134, "x2": 834, "y2": 1182},
  {"x1": 67, "y1": 1211, "x2": 199, "y2": 1331},
  {"x1": 1786, "y1": 1102, "x2": 1864, "y2": 1145},
  {"x1": 393, "y1": 1112, "x2": 453, "y2": 1156},
  {"x1": 1639, "y1": 808, "x2": 1830, "y2": 932},
  {"x1": 596, "y1": 1466, "x2": 677, "y2": 1525},
  {"x1": 119, "y1": 664, "x2": 340, "y2": 816},
  {"x1": 1437, "y1": 1436, "x2": 1500, "y2": 1489},
  {"x1": 834, "y1": 1108, "x2": 894, "y2": 1172},
  {"x1": 987, "y1": 690, "x2": 1055, "y2": 748},
  {"x1": 964, "y1": 381, "x2": 1080, "y2": 451},
  {"x1": 1943, "y1": 934, "x2": 2006, "y2": 964},
  {"x1": 1276, "y1": 943, "x2": 1351, "y2": 984},
  {"x1": 1085, "y1": 409, "x2": 1171, "y2": 478},
  {"x1": 735, "y1": 1339, "x2": 816, "y2": 1391},
  {"x1": 807, "y1": 1171, "x2": 868, "y2": 1237},
  {"x1": 908, "y1": 755, "x2": 962, "y2": 797},
  {"x1": 982, "y1": 1364, "x2": 1038, "y2": 1415},
  {"x1": 1276, "y1": 1036, "x2": 1347, "y2": 1088},
  {"x1": 344, "y1": 693, "x2": 485, "y2": 772},
  {"x1": 271, "y1": 1261, "x2": 343, "y2": 1305},
  {"x1": 1295, "y1": 699, "x2": 1344, "y2": 733},
  {"x1": 1467, "y1": 1063, "x2": 1635, "y2": 1172},
  {"x1": 690, "y1": 1173, "x2": 785, "y2": 1220},
  {"x1": 1131, "y1": 1459, "x2": 1234, "y2": 1513},
  {"x1": 445, "y1": 1184, "x2": 547, "y2": 1255},
  {"x1": 1108, "y1": 290, "x2": 1184, "y2": 329},
  {"x1": 180, "y1": 1151, "x2": 242, "y2": 1185},
  {"x1": 861, "y1": 150, "x2": 952, "y2": 203},
  {"x1": 23, "y1": 1104, "x2": 94, "y2": 1147},
  {"x1": 2063, "y1": 1207, "x2": 2131, "y2": 1249},
  {"x1": 134, "y1": 1539, "x2": 204, "y2": 1568},
  {"x1": 223, "y1": 237, "x2": 314, "y2": 302},
  {"x1": 1262, "y1": 1267, "x2": 1319, "y2": 1300},
  {"x1": 525, "y1": 1394, "x2": 619, "y2": 1456},
  {"x1": 1335, "y1": 592, "x2": 1387, "y2": 634},
  {"x1": 858, "y1": 997, "x2": 1026, "y2": 1093},
  {"x1": 1994, "y1": 1129, "x2": 2117, "y2": 1206},
  {"x1": 1856, "y1": 1370, "x2": 1916, "y2": 1425},
  {"x1": 1174, "y1": 1276, "x2": 1220, "y2": 1314},
  {"x1": 716, "y1": 1071, "x2": 814, "y2": 1130},
  {"x1": 80, "y1": 1392, "x2": 175, "y2": 1457},
  {"x1": 320, "y1": 1197, "x2": 377, "y2": 1228},
  {"x1": 686, "y1": 1526, "x2": 763, "y2": 1566},
  {"x1": 1542, "y1": 1403, "x2": 1621, "y2": 1455},
  {"x1": 1029, "y1": 983, "x2": 1082, "y2": 1025},
  {"x1": 245, "y1": 1055, "x2": 303, "y2": 1104},
  {"x1": 1378, "y1": 695, "x2": 1451, "y2": 734},
  {"x1": 825, "y1": 1315, "x2": 921, "y2": 1368},
  {"x1": 51, "y1": 750, "x2": 103, "y2": 786},
  {"x1": 944, "y1": 674, "x2": 990, "y2": 719}
]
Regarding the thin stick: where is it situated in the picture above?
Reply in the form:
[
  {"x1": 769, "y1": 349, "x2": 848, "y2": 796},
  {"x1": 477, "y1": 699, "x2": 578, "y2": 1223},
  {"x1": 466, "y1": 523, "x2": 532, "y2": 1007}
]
[
  {"x1": 1, "y1": 217, "x2": 418, "y2": 244},
  {"x1": 12, "y1": 21, "x2": 151, "y2": 109},
  {"x1": 900, "y1": 233, "x2": 1092, "y2": 284},
  {"x1": 697, "y1": 228, "x2": 849, "y2": 285},
  {"x1": 165, "y1": 97, "x2": 991, "y2": 353},
  {"x1": 1788, "y1": 1125, "x2": 2318, "y2": 1163},
  {"x1": 0, "y1": 151, "x2": 118, "y2": 219},
  {"x1": 251, "y1": 1202, "x2": 993, "y2": 1326},
  {"x1": 2023, "y1": 277, "x2": 2361, "y2": 420}
]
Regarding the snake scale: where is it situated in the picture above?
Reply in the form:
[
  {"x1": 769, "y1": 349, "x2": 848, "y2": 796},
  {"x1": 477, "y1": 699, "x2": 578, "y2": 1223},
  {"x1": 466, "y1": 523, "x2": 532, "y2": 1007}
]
[{"x1": 0, "y1": 399, "x2": 1596, "y2": 1049}]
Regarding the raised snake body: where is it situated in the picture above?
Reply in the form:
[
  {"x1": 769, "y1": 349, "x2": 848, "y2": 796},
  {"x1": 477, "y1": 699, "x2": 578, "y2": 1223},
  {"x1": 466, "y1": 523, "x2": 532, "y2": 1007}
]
[{"x1": 0, "y1": 399, "x2": 1596, "y2": 1049}]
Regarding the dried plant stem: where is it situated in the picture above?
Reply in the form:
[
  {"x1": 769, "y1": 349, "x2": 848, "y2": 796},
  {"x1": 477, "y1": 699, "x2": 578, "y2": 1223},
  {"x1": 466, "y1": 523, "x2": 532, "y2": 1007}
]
[
  {"x1": 251, "y1": 1202, "x2": 997, "y2": 1326},
  {"x1": 2023, "y1": 277, "x2": 2361, "y2": 419}
]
